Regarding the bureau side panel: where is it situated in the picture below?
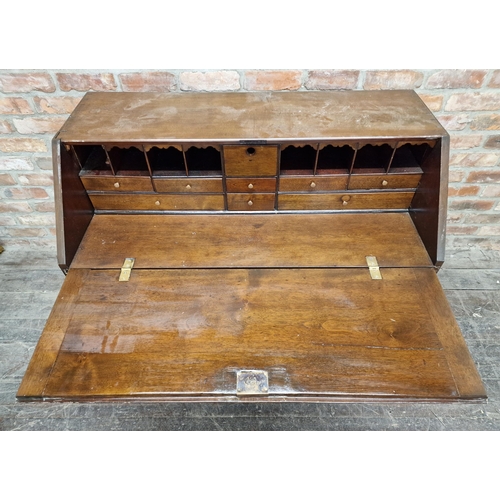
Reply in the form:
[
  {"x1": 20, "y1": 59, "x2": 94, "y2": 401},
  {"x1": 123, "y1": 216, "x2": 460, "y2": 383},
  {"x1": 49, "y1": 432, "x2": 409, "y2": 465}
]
[
  {"x1": 409, "y1": 136, "x2": 449, "y2": 267},
  {"x1": 53, "y1": 139, "x2": 94, "y2": 272}
]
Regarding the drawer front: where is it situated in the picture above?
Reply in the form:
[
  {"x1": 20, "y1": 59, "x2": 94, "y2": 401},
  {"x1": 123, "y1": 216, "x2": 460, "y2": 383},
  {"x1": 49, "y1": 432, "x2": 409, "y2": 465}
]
[
  {"x1": 278, "y1": 192, "x2": 415, "y2": 211},
  {"x1": 279, "y1": 175, "x2": 348, "y2": 192},
  {"x1": 89, "y1": 194, "x2": 224, "y2": 211},
  {"x1": 227, "y1": 193, "x2": 275, "y2": 211},
  {"x1": 224, "y1": 146, "x2": 278, "y2": 177},
  {"x1": 80, "y1": 175, "x2": 154, "y2": 192},
  {"x1": 154, "y1": 177, "x2": 223, "y2": 193},
  {"x1": 226, "y1": 178, "x2": 276, "y2": 193},
  {"x1": 349, "y1": 173, "x2": 422, "y2": 190}
]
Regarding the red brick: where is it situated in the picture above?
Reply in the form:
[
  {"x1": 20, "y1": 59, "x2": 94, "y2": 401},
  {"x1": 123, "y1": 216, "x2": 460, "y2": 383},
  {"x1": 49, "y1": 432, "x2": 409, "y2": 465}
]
[
  {"x1": 445, "y1": 93, "x2": 500, "y2": 111},
  {"x1": 5, "y1": 227, "x2": 47, "y2": 238},
  {"x1": 119, "y1": 72, "x2": 176, "y2": 91},
  {"x1": 305, "y1": 70, "x2": 359, "y2": 90},
  {"x1": 49, "y1": 227, "x2": 57, "y2": 236},
  {"x1": 484, "y1": 135, "x2": 500, "y2": 149},
  {"x1": 426, "y1": 70, "x2": 486, "y2": 89},
  {"x1": 0, "y1": 139, "x2": 47, "y2": 153},
  {"x1": 450, "y1": 135, "x2": 483, "y2": 149},
  {"x1": 0, "y1": 216, "x2": 16, "y2": 225},
  {"x1": 17, "y1": 214, "x2": 55, "y2": 225},
  {"x1": 0, "y1": 120, "x2": 12, "y2": 133},
  {"x1": 363, "y1": 70, "x2": 423, "y2": 90},
  {"x1": 34, "y1": 96, "x2": 82, "y2": 114},
  {"x1": 18, "y1": 174, "x2": 53, "y2": 186},
  {"x1": 448, "y1": 187, "x2": 458, "y2": 197},
  {"x1": 449, "y1": 199, "x2": 495, "y2": 211},
  {"x1": 482, "y1": 186, "x2": 500, "y2": 197},
  {"x1": 465, "y1": 213, "x2": 500, "y2": 224},
  {"x1": 0, "y1": 97, "x2": 33, "y2": 114},
  {"x1": 448, "y1": 186, "x2": 481, "y2": 196},
  {"x1": 488, "y1": 70, "x2": 500, "y2": 88},
  {"x1": 0, "y1": 201, "x2": 32, "y2": 213},
  {"x1": 0, "y1": 72, "x2": 55, "y2": 93},
  {"x1": 13, "y1": 116, "x2": 67, "y2": 134},
  {"x1": 436, "y1": 114, "x2": 470, "y2": 131},
  {"x1": 446, "y1": 225, "x2": 479, "y2": 235},
  {"x1": 4, "y1": 187, "x2": 49, "y2": 199},
  {"x1": 56, "y1": 73, "x2": 116, "y2": 91},
  {"x1": 447, "y1": 212, "x2": 463, "y2": 223},
  {"x1": 0, "y1": 157, "x2": 34, "y2": 170},
  {"x1": 470, "y1": 114, "x2": 500, "y2": 131},
  {"x1": 34, "y1": 201, "x2": 55, "y2": 212},
  {"x1": 477, "y1": 226, "x2": 500, "y2": 236},
  {"x1": 0, "y1": 174, "x2": 16, "y2": 185},
  {"x1": 466, "y1": 170, "x2": 500, "y2": 183},
  {"x1": 179, "y1": 71, "x2": 240, "y2": 91},
  {"x1": 244, "y1": 71, "x2": 302, "y2": 91},
  {"x1": 417, "y1": 94, "x2": 443, "y2": 112},
  {"x1": 448, "y1": 169, "x2": 465, "y2": 182},
  {"x1": 37, "y1": 161, "x2": 54, "y2": 171},
  {"x1": 450, "y1": 153, "x2": 500, "y2": 167}
]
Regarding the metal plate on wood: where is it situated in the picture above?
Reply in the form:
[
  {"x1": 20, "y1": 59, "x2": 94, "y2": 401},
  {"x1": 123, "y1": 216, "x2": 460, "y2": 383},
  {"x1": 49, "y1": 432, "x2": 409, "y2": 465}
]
[
  {"x1": 366, "y1": 255, "x2": 382, "y2": 280},
  {"x1": 236, "y1": 370, "x2": 269, "y2": 396},
  {"x1": 119, "y1": 258, "x2": 135, "y2": 282}
]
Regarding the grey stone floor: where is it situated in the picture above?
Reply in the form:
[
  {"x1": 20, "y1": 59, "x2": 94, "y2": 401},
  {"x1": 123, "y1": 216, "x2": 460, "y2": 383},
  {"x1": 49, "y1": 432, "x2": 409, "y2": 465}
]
[{"x1": 1, "y1": 243, "x2": 499, "y2": 431}]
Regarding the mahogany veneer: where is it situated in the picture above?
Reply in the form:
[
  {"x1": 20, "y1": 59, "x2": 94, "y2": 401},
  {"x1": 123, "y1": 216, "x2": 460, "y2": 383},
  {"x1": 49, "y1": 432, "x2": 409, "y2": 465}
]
[{"x1": 18, "y1": 90, "x2": 486, "y2": 403}]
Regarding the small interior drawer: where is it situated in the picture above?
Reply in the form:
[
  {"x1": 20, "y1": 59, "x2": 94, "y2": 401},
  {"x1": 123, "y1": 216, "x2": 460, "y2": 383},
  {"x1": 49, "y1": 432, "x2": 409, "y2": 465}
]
[
  {"x1": 278, "y1": 191, "x2": 415, "y2": 211},
  {"x1": 80, "y1": 174, "x2": 154, "y2": 192},
  {"x1": 226, "y1": 178, "x2": 276, "y2": 193},
  {"x1": 349, "y1": 173, "x2": 422, "y2": 190},
  {"x1": 154, "y1": 177, "x2": 223, "y2": 193},
  {"x1": 224, "y1": 146, "x2": 278, "y2": 177},
  {"x1": 227, "y1": 193, "x2": 275, "y2": 211},
  {"x1": 89, "y1": 193, "x2": 225, "y2": 211},
  {"x1": 279, "y1": 175, "x2": 348, "y2": 192}
]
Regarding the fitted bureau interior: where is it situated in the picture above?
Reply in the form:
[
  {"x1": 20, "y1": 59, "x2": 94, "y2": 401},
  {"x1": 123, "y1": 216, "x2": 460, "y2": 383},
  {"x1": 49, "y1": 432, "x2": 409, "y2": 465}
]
[
  {"x1": 18, "y1": 91, "x2": 487, "y2": 403},
  {"x1": 74, "y1": 140, "x2": 432, "y2": 215}
]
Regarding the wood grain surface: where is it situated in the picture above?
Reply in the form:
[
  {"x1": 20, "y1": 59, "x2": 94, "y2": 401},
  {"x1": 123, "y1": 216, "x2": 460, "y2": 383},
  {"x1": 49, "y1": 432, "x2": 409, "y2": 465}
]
[
  {"x1": 224, "y1": 145, "x2": 278, "y2": 177},
  {"x1": 227, "y1": 193, "x2": 276, "y2": 211},
  {"x1": 56, "y1": 91, "x2": 446, "y2": 143},
  {"x1": 278, "y1": 191, "x2": 415, "y2": 210},
  {"x1": 71, "y1": 213, "x2": 433, "y2": 269},
  {"x1": 89, "y1": 193, "x2": 225, "y2": 211},
  {"x1": 19, "y1": 267, "x2": 484, "y2": 401}
]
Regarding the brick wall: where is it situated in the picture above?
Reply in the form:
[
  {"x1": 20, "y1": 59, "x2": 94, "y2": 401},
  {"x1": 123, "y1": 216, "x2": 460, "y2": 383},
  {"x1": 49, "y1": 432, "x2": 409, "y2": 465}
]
[{"x1": 1, "y1": 69, "x2": 499, "y2": 252}]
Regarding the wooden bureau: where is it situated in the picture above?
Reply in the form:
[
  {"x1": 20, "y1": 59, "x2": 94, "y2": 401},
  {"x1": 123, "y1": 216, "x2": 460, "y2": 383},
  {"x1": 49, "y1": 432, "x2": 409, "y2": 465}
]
[{"x1": 17, "y1": 90, "x2": 486, "y2": 402}]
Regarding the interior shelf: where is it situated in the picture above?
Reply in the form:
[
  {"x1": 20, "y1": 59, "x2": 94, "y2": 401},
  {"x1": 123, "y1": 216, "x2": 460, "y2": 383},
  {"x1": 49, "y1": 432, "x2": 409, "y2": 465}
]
[
  {"x1": 147, "y1": 146, "x2": 186, "y2": 176},
  {"x1": 184, "y1": 146, "x2": 222, "y2": 176},
  {"x1": 74, "y1": 145, "x2": 111, "y2": 174},
  {"x1": 317, "y1": 145, "x2": 354, "y2": 175},
  {"x1": 280, "y1": 145, "x2": 317, "y2": 175},
  {"x1": 106, "y1": 146, "x2": 150, "y2": 176}
]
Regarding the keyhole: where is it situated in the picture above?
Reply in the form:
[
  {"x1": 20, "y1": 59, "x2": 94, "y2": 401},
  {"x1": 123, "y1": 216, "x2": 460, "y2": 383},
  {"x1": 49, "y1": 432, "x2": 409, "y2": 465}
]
[{"x1": 246, "y1": 147, "x2": 256, "y2": 156}]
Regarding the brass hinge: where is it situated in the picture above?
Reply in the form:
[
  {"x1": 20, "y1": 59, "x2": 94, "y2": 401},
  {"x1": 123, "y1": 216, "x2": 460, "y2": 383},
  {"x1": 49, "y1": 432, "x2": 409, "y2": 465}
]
[
  {"x1": 118, "y1": 258, "x2": 135, "y2": 282},
  {"x1": 366, "y1": 256, "x2": 382, "y2": 280}
]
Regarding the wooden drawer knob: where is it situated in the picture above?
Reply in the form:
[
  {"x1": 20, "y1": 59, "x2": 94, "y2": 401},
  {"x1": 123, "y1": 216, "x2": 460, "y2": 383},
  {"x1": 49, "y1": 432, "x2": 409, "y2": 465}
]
[
  {"x1": 114, "y1": 182, "x2": 120, "y2": 188},
  {"x1": 341, "y1": 195, "x2": 351, "y2": 205},
  {"x1": 246, "y1": 147, "x2": 256, "y2": 156},
  {"x1": 382, "y1": 180, "x2": 388, "y2": 186},
  {"x1": 310, "y1": 181, "x2": 316, "y2": 188},
  {"x1": 247, "y1": 200, "x2": 253, "y2": 206},
  {"x1": 248, "y1": 183, "x2": 254, "y2": 189},
  {"x1": 186, "y1": 184, "x2": 192, "y2": 189},
  {"x1": 155, "y1": 200, "x2": 160, "y2": 206}
]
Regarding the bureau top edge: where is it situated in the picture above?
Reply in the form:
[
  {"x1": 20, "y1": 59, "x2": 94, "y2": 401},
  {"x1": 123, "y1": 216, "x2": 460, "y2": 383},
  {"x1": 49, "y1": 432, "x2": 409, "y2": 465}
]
[{"x1": 55, "y1": 90, "x2": 448, "y2": 143}]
